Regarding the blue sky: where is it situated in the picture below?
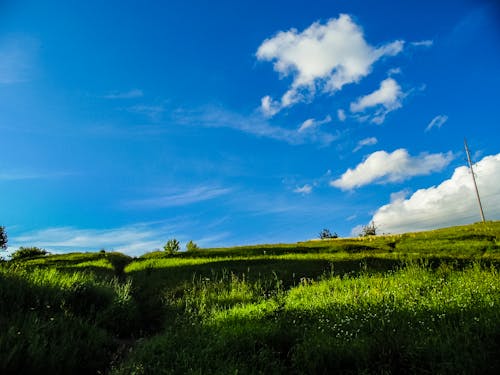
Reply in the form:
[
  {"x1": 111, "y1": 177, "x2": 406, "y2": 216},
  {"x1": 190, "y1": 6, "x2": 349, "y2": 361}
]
[{"x1": 1, "y1": 0, "x2": 499, "y2": 255}]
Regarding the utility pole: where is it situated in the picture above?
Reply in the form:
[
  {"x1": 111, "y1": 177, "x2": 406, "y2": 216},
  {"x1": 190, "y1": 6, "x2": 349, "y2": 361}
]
[{"x1": 464, "y1": 138, "x2": 486, "y2": 223}]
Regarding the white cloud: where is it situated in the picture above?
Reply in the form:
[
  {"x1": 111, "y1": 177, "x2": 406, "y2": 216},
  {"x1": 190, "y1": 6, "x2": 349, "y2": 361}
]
[
  {"x1": 104, "y1": 89, "x2": 143, "y2": 99},
  {"x1": 293, "y1": 184, "x2": 313, "y2": 194},
  {"x1": 126, "y1": 186, "x2": 232, "y2": 209},
  {"x1": 175, "y1": 107, "x2": 339, "y2": 146},
  {"x1": 261, "y1": 95, "x2": 281, "y2": 117},
  {"x1": 331, "y1": 148, "x2": 454, "y2": 190},
  {"x1": 425, "y1": 115, "x2": 448, "y2": 132},
  {"x1": 370, "y1": 153, "x2": 500, "y2": 233},
  {"x1": 411, "y1": 40, "x2": 433, "y2": 47},
  {"x1": 256, "y1": 14, "x2": 404, "y2": 115},
  {"x1": 387, "y1": 67, "x2": 402, "y2": 76},
  {"x1": 350, "y1": 78, "x2": 404, "y2": 124},
  {"x1": 353, "y1": 137, "x2": 378, "y2": 152},
  {"x1": 298, "y1": 119, "x2": 315, "y2": 132},
  {"x1": 389, "y1": 188, "x2": 411, "y2": 203},
  {"x1": 298, "y1": 115, "x2": 332, "y2": 132},
  {"x1": 337, "y1": 109, "x2": 346, "y2": 121}
]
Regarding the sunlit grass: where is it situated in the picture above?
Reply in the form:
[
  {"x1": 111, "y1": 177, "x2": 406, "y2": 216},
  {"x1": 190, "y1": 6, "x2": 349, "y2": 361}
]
[{"x1": 114, "y1": 262, "x2": 500, "y2": 374}]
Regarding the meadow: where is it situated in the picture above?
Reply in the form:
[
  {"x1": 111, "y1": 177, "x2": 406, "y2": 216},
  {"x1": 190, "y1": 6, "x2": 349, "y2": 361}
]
[{"x1": 1, "y1": 222, "x2": 499, "y2": 374}]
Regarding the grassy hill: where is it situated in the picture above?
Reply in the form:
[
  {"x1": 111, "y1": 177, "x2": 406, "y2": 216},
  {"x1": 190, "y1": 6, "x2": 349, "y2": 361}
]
[{"x1": 1, "y1": 221, "x2": 499, "y2": 374}]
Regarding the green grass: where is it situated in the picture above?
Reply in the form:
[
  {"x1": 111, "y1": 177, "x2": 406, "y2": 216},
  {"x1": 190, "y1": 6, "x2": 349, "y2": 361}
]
[{"x1": 1, "y1": 221, "x2": 499, "y2": 374}]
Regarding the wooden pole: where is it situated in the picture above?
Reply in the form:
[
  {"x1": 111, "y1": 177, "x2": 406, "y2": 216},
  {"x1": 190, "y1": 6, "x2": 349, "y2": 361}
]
[{"x1": 464, "y1": 138, "x2": 486, "y2": 223}]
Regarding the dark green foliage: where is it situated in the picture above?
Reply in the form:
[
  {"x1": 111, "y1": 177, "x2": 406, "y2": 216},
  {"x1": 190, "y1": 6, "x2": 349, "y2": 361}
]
[
  {"x1": 319, "y1": 228, "x2": 338, "y2": 239},
  {"x1": 163, "y1": 238, "x2": 180, "y2": 254},
  {"x1": 0, "y1": 226, "x2": 7, "y2": 251},
  {"x1": 10, "y1": 246, "x2": 48, "y2": 260},
  {"x1": 186, "y1": 240, "x2": 199, "y2": 251}
]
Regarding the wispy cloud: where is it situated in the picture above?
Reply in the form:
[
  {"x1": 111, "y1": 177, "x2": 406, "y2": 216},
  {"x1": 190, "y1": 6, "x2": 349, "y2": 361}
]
[
  {"x1": 350, "y1": 78, "x2": 404, "y2": 124},
  {"x1": 125, "y1": 186, "x2": 232, "y2": 209},
  {"x1": 298, "y1": 115, "x2": 332, "y2": 132},
  {"x1": 331, "y1": 149, "x2": 454, "y2": 190},
  {"x1": 8, "y1": 219, "x2": 232, "y2": 255},
  {"x1": 175, "y1": 107, "x2": 339, "y2": 146},
  {"x1": 256, "y1": 14, "x2": 404, "y2": 116},
  {"x1": 425, "y1": 115, "x2": 448, "y2": 132},
  {"x1": 103, "y1": 89, "x2": 144, "y2": 99},
  {"x1": 353, "y1": 137, "x2": 378, "y2": 152},
  {"x1": 293, "y1": 184, "x2": 313, "y2": 194},
  {"x1": 0, "y1": 34, "x2": 38, "y2": 84},
  {"x1": 411, "y1": 40, "x2": 434, "y2": 47},
  {"x1": 9, "y1": 223, "x2": 168, "y2": 255},
  {"x1": 369, "y1": 153, "x2": 500, "y2": 234}
]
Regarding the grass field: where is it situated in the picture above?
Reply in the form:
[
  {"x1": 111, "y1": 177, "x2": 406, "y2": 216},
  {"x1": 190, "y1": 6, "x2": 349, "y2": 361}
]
[{"x1": 1, "y1": 222, "x2": 499, "y2": 374}]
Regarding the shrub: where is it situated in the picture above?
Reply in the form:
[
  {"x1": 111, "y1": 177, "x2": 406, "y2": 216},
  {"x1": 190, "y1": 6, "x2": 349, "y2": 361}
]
[
  {"x1": 164, "y1": 239, "x2": 180, "y2": 255},
  {"x1": 0, "y1": 226, "x2": 7, "y2": 251},
  {"x1": 361, "y1": 222, "x2": 377, "y2": 237},
  {"x1": 319, "y1": 229, "x2": 338, "y2": 239},
  {"x1": 10, "y1": 246, "x2": 48, "y2": 260},
  {"x1": 186, "y1": 240, "x2": 199, "y2": 251}
]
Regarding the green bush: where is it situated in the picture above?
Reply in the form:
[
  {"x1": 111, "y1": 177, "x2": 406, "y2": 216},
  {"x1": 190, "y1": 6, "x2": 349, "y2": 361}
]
[
  {"x1": 11, "y1": 247, "x2": 48, "y2": 260},
  {"x1": 186, "y1": 240, "x2": 199, "y2": 251},
  {"x1": 319, "y1": 229, "x2": 338, "y2": 239},
  {"x1": 164, "y1": 238, "x2": 180, "y2": 255}
]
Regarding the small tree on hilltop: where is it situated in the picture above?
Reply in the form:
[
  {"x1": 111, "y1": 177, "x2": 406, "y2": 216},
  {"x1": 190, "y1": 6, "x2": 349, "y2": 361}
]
[
  {"x1": 319, "y1": 228, "x2": 338, "y2": 239},
  {"x1": 164, "y1": 238, "x2": 180, "y2": 255},
  {"x1": 186, "y1": 240, "x2": 199, "y2": 251},
  {"x1": 361, "y1": 221, "x2": 377, "y2": 237},
  {"x1": 0, "y1": 226, "x2": 7, "y2": 251}
]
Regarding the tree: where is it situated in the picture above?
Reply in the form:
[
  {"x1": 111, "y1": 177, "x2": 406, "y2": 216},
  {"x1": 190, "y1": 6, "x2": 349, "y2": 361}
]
[
  {"x1": 164, "y1": 238, "x2": 180, "y2": 255},
  {"x1": 186, "y1": 240, "x2": 199, "y2": 251},
  {"x1": 10, "y1": 246, "x2": 48, "y2": 260},
  {"x1": 361, "y1": 221, "x2": 377, "y2": 237},
  {"x1": 0, "y1": 226, "x2": 7, "y2": 251},
  {"x1": 319, "y1": 228, "x2": 338, "y2": 239}
]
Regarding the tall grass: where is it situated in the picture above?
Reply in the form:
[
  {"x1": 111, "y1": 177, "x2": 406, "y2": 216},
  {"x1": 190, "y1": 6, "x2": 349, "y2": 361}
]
[
  {"x1": 0, "y1": 263, "x2": 138, "y2": 374},
  {"x1": 113, "y1": 262, "x2": 500, "y2": 374}
]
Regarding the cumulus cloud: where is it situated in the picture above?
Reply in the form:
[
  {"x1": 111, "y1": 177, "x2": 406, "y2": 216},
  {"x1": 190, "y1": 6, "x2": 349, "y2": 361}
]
[
  {"x1": 298, "y1": 115, "x2": 332, "y2": 132},
  {"x1": 293, "y1": 184, "x2": 313, "y2": 194},
  {"x1": 353, "y1": 137, "x2": 378, "y2": 152},
  {"x1": 256, "y1": 14, "x2": 404, "y2": 115},
  {"x1": 370, "y1": 153, "x2": 500, "y2": 233},
  {"x1": 425, "y1": 115, "x2": 448, "y2": 132},
  {"x1": 350, "y1": 78, "x2": 404, "y2": 124},
  {"x1": 331, "y1": 148, "x2": 454, "y2": 190}
]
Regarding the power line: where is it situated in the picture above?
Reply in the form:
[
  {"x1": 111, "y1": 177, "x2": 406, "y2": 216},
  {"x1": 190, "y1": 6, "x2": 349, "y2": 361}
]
[{"x1": 464, "y1": 138, "x2": 486, "y2": 223}]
